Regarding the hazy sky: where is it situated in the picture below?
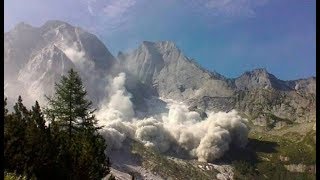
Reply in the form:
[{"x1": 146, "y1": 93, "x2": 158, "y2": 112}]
[{"x1": 4, "y1": 0, "x2": 316, "y2": 80}]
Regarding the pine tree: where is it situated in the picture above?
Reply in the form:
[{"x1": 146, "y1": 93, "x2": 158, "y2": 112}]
[
  {"x1": 31, "y1": 101, "x2": 46, "y2": 131},
  {"x1": 44, "y1": 68, "x2": 110, "y2": 179},
  {"x1": 14, "y1": 96, "x2": 30, "y2": 124},
  {"x1": 45, "y1": 68, "x2": 97, "y2": 140}
]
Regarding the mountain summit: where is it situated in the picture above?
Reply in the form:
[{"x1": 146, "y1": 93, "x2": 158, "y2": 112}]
[
  {"x1": 119, "y1": 41, "x2": 234, "y2": 102},
  {"x1": 4, "y1": 20, "x2": 116, "y2": 106}
]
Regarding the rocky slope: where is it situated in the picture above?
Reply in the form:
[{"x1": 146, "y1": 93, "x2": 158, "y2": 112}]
[{"x1": 233, "y1": 69, "x2": 315, "y2": 126}]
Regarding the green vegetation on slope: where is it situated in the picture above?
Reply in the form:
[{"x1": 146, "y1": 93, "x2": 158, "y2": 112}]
[{"x1": 231, "y1": 129, "x2": 316, "y2": 180}]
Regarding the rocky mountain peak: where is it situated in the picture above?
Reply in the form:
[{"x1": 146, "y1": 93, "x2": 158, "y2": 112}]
[
  {"x1": 235, "y1": 68, "x2": 290, "y2": 91},
  {"x1": 4, "y1": 20, "x2": 116, "y2": 107},
  {"x1": 41, "y1": 20, "x2": 73, "y2": 31},
  {"x1": 120, "y1": 40, "x2": 235, "y2": 102},
  {"x1": 142, "y1": 40, "x2": 175, "y2": 47},
  {"x1": 252, "y1": 67, "x2": 268, "y2": 73},
  {"x1": 141, "y1": 40, "x2": 154, "y2": 46},
  {"x1": 155, "y1": 40, "x2": 177, "y2": 49},
  {"x1": 139, "y1": 41, "x2": 161, "y2": 55},
  {"x1": 139, "y1": 40, "x2": 180, "y2": 55},
  {"x1": 243, "y1": 68, "x2": 269, "y2": 77}
]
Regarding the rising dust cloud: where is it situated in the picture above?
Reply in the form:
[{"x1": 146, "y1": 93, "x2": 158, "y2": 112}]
[{"x1": 96, "y1": 73, "x2": 249, "y2": 162}]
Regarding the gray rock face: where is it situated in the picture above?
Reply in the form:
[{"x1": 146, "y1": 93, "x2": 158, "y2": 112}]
[
  {"x1": 231, "y1": 69, "x2": 316, "y2": 125},
  {"x1": 189, "y1": 96, "x2": 236, "y2": 113},
  {"x1": 234, "y1": 68, "x2": 291, "y2": 91},
  {"x1": 39, "y1": 20, "x2": 115, "y2": 71},
  {"x1": 119, "y1": 41, "x2": 166, "y2": 85},
  {"x1": 5, "y1": 22, "x2": 44, "y2": 82},
  {"x1": 17, "y1": 44, "x2": 75, "y2": 103},
  {"x1": 4, "y1": 20, "x2": 116, "y2": 107},
  {"x1": 119, "y1": 41, "x2": 234, "y2": 103},
  {"x1": 239, "y1": 89, "x2": 315, "y2": 123},
  {"x1": 286, "y1": 77, "x2": 316, "y2": 95}
]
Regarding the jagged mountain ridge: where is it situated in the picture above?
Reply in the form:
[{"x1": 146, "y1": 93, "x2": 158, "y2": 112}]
[
  {"x1": 119, "y1": 41, "x2": 316, "y2": 124},
  {"x1": 4, "y1": 20, "x2": 316, "y2": 126},
  {"x1": 119, "y1": 41, "x2": 315, "y2": 94}
]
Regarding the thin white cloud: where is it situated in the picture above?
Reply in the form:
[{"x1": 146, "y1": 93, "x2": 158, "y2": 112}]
[
  {"x1": 81, "y1": 0, "x2": 268, "y2": 35},
  {"x1": 187, "y1": 0, "x2": 268, "y2": 17},
  {"x1": 103, "y1": 0, "x2": 136, "y2": 18},
  {"x1": 85, "y1": 0, "x2": 137, "y2": 32},
  {"x1": 85, "y1": 0, "x2": 95, "y2": 15},
  {"x1": 87, "y1": 4, "x2": 94, "y2": 15}
]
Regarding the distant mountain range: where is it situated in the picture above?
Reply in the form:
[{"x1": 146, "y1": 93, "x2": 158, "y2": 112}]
[{"x1": 4, "y1": 20, "x2": 316, "y2": 129}]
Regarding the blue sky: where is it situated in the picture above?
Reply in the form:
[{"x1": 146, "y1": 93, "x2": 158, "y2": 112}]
[{"x1": 5, "y1": 0, "x2": 316, "y2": 80}]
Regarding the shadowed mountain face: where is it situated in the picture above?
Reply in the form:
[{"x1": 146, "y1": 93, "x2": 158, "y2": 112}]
[{"x1": 4, "y1": 20, "x2": 316, "y2": 126}]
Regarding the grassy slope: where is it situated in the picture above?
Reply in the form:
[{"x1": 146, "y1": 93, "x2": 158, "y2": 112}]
[{"x1": 230, "y1": 127, "x2": 316, "y2": 180}]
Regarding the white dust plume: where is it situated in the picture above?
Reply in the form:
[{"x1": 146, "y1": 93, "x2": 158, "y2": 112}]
[{"x1": 96, "y1": 72, "x2": 249, "y2": 162}]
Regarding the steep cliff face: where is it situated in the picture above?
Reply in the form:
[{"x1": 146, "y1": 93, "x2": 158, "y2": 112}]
[
  {"x1": 17, "y1": 45, "x2": 75, "y2": 103},
  {"x1": 4, "y1": 20, "x2": 116, "y2": 107},
  {"x1": 119, "y1": 41, "x2": 234, "y2": 102}
]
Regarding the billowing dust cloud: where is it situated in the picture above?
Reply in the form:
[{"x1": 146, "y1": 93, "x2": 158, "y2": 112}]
[{"x1": 96, "y1": 73, "x2": 249, "y2": 162}]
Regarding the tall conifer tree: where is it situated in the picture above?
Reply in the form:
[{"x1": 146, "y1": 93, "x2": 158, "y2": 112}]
[{"x1": 45, "y1": 68, "x2": 97, "y2": 139}]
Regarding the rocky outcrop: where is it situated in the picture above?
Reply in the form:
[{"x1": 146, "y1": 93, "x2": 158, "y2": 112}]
[
  {"x1": 279, "y1": 155, "x2": 290, "y2": 162},
  {"x1": 284, "y1": 164, "x2": 316, "y2": 174}
]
